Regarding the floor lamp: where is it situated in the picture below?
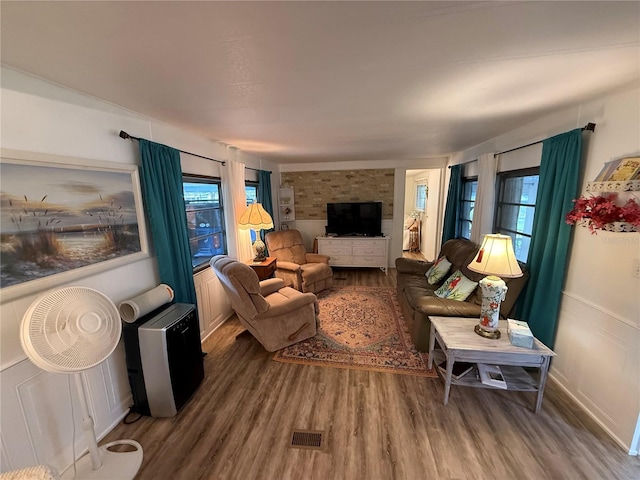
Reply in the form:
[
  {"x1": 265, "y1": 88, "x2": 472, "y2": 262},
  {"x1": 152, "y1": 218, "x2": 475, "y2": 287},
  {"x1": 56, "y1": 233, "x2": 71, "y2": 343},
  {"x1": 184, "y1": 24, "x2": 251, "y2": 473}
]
[
  {"x1": 467, "y1": 234, "x2": 523, "y2": 339},
  {"x1": 238, "y1": 203, "x2": 274, "y2": 262}
]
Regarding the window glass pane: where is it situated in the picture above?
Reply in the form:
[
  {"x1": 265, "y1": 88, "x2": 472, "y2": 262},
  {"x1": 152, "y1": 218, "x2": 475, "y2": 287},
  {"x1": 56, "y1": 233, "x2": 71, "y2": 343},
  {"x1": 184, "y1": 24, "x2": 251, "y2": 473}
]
[
  {"x1": 501, "y1": 175, "x2": 538, "y2": 205},
  {"x1": 495, "y1": 170, "x2": 539, "y2": 264},
  {"x1": 245, "y1": 185, "x2": 258, "y2": 205},
  {"x1": 497, "y1": 198, "x2": 536, "y2": 234},
  {"x1": 245, "y1": 183, "x2": 258, "y2": 242},
  {"x1": 514, "y1": 233, "x2": 532, "y2": 263},
  {"x1": 458, "y1": 178, "x2": 477, "y2": 240},
  {"x1": 464, "y1": 180, "x2": 477, "y2": 202},
  {"x1": 460, "y1": 220, "x2": 472, "y2": 241},
  {"x1": 460, "y1": 201, "x2": 474, "y2": 221},
  {"x1": 184, "y1": 182, "x2": 220, "y2": 208},
  {"x1": 415, "y1": 184, "x2": 427, "y2": 211},
  {"x1": 183, "y1": 178, "x2": 226, "y2": 269}
]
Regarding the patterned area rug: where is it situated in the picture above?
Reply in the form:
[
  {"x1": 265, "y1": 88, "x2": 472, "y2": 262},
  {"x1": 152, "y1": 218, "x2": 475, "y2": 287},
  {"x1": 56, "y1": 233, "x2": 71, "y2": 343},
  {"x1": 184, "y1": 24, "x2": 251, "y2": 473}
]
[{"x1": 273, "y1": 286, "x2": 437, "y2": 377}]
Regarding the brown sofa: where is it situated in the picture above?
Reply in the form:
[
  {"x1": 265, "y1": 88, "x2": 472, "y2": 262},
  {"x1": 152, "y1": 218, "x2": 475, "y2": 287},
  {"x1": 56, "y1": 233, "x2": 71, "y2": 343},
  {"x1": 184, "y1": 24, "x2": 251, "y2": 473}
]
[{"x1": 395, "y1": 238, "x2": 529, "y2": 351}]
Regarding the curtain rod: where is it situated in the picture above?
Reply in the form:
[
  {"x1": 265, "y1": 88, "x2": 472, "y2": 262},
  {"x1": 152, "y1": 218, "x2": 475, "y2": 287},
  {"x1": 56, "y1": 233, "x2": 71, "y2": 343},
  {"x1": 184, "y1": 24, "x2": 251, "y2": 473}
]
[
  {"x1": 120, "y1": 130, "x2": 226, "y2": 165},
  {"x1": 449, "y1": 122, "x2": 597, "y2": 167},
  {"x1": 494, "y1": 122, "x2": 596, "y2": 157},
  {"x1": 120, "y1": 130, "x2": 272, "y2": 173}
]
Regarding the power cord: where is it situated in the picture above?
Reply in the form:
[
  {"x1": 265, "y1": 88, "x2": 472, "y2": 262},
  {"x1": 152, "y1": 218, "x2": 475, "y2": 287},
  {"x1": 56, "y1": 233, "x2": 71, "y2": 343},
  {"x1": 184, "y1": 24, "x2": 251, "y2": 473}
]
[{"x1": 123, "y1": 409, "x2": 143, "y2": 425}]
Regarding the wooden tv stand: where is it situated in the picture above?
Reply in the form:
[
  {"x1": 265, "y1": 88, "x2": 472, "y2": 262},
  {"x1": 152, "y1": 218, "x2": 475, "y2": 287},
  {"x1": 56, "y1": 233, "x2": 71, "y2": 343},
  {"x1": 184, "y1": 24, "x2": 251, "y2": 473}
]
[{"x1": 316, "y1": 236, "x2": 390, "y2": 274}]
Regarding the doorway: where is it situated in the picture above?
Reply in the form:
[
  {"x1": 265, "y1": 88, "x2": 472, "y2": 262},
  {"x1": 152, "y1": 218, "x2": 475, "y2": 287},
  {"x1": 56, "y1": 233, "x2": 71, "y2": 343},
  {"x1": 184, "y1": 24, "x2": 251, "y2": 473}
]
[{"x1": 403, "y1": 169, "x2": 442, "y2": 262}]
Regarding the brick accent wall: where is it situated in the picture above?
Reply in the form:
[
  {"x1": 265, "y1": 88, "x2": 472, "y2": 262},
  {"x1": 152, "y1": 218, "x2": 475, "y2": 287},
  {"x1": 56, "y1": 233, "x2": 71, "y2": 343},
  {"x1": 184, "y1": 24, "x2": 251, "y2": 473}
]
[{"x1": 281, "y1": 169, "x2": 394, "y2": 220}]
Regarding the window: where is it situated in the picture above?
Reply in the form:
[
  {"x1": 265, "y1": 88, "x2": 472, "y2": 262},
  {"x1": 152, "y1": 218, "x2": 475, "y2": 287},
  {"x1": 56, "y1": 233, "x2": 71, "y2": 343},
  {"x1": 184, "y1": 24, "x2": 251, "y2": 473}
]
[
  {"x1": 245, "y1": 182, "x2": 258, "y2": 205},
  {"x1": 458, "y1": 177, "x2": 477, "y2": 240},
  {"x1": 183, "y1": 175, "x2": 227, "y2": 269},
  {"x1": 245, "y1": 181, "x2": 259, "y2": 242},
  {"x1": 415, "y1": 182, "x2": 428, "y2": 211},
  {"x1": 494, "y1": 168, "x2": 539, "y2": 263}
]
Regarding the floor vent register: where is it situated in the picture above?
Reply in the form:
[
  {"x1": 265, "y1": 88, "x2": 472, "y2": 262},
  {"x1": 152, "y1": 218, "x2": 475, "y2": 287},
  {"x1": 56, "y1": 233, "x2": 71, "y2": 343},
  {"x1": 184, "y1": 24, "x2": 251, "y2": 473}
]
[{"x1": 288, "y1": 430, "x2": 326, "y2": 451}]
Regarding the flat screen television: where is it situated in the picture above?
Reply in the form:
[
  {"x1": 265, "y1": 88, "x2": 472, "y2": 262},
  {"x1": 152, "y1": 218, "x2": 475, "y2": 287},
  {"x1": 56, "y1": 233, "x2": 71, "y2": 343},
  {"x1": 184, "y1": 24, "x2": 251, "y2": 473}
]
[{"x1": 326, "y1": 202, "x2": 383, "y2": 237}]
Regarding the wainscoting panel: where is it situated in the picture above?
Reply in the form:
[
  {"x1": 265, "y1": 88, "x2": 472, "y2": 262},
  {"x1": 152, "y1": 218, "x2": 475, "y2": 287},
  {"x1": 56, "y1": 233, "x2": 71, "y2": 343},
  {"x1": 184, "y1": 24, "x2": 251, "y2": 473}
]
[
  {"x1": 18, "y1": 370, "x2": 75, "y2": 466},
  {"x1": 1, "y1": 440, "x2": 12, "y2": 473},
  {"x1": 202, "y1": 269, "x2": 231, "y2": 334},
  {"x1": 99, "y1": 343, "x2": 132, "y2": 418},
  {"x1": 1, "y1": 361, "x2": 61, "y2": 471},
  {"x1": 194, "y1": 267, "x2": 233, "y2": 342},
  {"x1": 0, "y1": 349, "x2": 132, "y2": 474},
  {"x1": 552, "y1": 291, "x2": 639, "y2": 451}
]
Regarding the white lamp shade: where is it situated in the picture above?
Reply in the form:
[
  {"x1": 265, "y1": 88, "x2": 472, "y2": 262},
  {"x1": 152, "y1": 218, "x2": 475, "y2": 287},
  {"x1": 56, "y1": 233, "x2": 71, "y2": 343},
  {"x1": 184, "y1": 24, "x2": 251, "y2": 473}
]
[
  {"x1": 238, "y1": 203, "x2": 274, "y2": 231},
  {"x1": 468, "y1": 234, "x2": 523, "y2": 278}
]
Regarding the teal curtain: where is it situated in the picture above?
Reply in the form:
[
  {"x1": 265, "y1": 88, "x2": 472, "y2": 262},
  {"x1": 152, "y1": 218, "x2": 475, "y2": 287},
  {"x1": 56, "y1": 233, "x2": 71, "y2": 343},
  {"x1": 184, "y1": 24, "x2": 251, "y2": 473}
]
[
  {"x1": 441, "y1": 164, "x2": 463, "y2": 245},
  {"x1": 139, "y1": 139, "x2": 197, "y2": 305},
  {"x1": 257, "y1": 170, "x2": 275, "y2": 251},
  {"x1": 517, "y1": 129, "x2": 582, "y2": 348}
]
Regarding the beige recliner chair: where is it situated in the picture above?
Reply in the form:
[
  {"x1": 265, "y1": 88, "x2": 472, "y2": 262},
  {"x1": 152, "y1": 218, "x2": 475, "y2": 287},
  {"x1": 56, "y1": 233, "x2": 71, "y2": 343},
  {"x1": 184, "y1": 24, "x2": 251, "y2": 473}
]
[
  {"x1": 210, "y1": 255, "x2": 318, "y2": 352},
  {"x1": 264, "y1": 229, "x2": 333, "y2": 293}
]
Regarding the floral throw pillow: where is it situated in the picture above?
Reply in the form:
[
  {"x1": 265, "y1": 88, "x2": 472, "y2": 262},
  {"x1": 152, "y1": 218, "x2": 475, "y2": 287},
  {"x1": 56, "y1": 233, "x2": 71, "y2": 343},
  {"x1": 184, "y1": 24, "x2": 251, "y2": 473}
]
[
  {"x1": 434, "y1": 270, "x2": 478, "y2": 301},
  {"x1": 425, "y1": 256, "x2": 452, "y2": 285}
]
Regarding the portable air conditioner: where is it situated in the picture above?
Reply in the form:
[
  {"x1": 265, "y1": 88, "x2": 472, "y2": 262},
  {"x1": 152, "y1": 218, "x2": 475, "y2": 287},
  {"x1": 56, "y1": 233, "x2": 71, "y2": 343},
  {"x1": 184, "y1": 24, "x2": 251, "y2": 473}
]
[{"x1": 123, "y1": 303, "x2": 204, "y2": 417}]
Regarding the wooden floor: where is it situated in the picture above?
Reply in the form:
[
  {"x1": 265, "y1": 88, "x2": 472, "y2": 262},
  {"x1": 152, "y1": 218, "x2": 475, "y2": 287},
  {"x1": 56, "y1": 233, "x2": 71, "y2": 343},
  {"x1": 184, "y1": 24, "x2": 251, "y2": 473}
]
[
  {"x1": 402, "y1": 249, "x2": 428, "y2": 262},
  {"x1": 105, "y1": 267, "x2": 640, "y2": 480}
]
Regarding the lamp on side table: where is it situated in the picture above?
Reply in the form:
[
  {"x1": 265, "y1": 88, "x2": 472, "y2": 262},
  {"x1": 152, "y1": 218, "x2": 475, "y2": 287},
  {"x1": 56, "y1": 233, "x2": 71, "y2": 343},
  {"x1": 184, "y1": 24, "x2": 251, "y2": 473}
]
[
  {"x1": 467, "y1": 234, "x2": 523, "y2": 339},
  {"x1": 238, "y1": 203, "x2": 274, "y2": 262}
]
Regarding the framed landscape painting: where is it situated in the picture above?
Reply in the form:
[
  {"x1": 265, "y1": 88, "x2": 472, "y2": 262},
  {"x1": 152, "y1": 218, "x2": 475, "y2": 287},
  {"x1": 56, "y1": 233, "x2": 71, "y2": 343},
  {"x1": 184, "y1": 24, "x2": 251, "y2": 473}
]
[{"x1": 0, "y1": 149, "x2": 148, "y2": 302}]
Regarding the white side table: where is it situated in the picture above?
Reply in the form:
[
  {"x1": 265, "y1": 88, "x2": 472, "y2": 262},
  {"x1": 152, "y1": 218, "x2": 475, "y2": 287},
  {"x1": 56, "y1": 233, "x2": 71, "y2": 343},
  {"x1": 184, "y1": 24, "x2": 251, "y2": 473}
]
[{"x1": 427, "y1": 317, "x2": 555, "y2": 414}]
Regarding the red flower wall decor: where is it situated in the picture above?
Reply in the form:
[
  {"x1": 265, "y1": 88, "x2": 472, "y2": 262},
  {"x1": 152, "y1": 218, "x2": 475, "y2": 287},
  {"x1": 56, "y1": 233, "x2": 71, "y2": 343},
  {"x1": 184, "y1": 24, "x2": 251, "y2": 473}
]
[{"x1": 566, "y1": 193, "x2": 640, "y2": 233}]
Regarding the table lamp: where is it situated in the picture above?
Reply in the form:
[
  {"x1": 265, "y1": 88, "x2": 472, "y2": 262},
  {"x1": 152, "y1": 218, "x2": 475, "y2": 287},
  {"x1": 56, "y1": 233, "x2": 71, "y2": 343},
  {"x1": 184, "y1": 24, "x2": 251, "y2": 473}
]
[
  {"x1": 238, "y1": 203, "x2": 274, "y2": 262},
  {"x1": 467, "y1": 233, "x2": 523, "y2": 339}
]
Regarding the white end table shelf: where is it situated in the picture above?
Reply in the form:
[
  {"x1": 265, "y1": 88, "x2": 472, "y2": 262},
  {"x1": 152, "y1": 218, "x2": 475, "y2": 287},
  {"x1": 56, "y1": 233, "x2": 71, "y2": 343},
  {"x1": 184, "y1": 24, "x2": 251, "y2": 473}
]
[{"x1": 427, "y1": 317, "x2": 555, "y2": 414}]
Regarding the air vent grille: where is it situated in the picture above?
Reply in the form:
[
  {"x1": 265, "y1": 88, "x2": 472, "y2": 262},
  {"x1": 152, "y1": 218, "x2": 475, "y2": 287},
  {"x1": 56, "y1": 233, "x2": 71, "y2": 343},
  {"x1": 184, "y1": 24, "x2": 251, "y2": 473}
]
[{"x1": 289, "y1": 430, "x2": 325, "y2": 450}]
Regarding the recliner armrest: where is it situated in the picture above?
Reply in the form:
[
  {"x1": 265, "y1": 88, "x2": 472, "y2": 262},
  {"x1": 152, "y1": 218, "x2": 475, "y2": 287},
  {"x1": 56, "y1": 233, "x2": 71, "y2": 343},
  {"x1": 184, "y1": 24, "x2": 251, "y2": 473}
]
[
  {"x1": 305, "y1": 253, "x2": 330, "y2": 264},
  {"x1": 262, "y1": 292, "x2": 317, "y2": 317},
  {"x1": 260, "y1": 278, "x2": 285, "y2": 296},
  {"x1": 276, "y1": 261, "x2": 302, "y2": 272}
]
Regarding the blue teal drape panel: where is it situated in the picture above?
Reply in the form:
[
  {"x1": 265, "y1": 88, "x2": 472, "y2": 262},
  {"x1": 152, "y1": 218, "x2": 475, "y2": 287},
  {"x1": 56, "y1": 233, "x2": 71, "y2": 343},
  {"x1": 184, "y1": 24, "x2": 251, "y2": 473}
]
[
  {"x1": 517, "y1": 129, "x2": 582, "y2": 349},
  {"x1": 139, "y1": 139, "x2": 197, "y2": 305},
  {"x1": 257, "y1": 170, "x2": 275, "y2": 250},
  {"x1": 441, "y1": 164, "x2": 463, "y2": 245}
]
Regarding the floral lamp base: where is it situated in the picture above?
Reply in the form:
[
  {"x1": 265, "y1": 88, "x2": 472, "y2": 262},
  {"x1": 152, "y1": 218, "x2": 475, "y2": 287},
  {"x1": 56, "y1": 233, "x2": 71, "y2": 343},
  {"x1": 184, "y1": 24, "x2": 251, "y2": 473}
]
[
  {"x1": 475, "y1": 275, "x2": 508, "y2": 339},
  {"x1": 252, "y1": 236, "x2": 267, "y2": 262}
]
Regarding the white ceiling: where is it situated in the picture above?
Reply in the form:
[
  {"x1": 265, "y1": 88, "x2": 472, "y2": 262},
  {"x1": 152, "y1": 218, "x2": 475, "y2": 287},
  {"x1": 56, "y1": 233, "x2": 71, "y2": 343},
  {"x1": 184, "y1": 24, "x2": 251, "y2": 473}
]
[{"x1": 2, "y1": 1, "x2": 639, "y2": 163}]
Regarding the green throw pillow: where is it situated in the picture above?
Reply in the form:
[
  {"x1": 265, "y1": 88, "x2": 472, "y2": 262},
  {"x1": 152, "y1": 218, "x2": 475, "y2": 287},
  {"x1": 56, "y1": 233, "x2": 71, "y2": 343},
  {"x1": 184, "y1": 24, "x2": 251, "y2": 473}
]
[
  {"x1": 425, "y1": 256, "x2": 452, "y2": 285},
  {"x1": 434, "y1": 270, "x2": 478, "y2": 301}
]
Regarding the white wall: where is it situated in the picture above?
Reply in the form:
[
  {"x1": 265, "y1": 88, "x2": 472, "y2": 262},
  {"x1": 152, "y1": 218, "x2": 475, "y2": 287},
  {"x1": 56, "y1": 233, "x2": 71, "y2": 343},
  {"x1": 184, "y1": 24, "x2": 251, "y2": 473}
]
[
  {"x1": 0, "y1": 67, "x2": 276, "y2": 473},
  {"x1": 453, "y1": 86, "x2": 640, "y2": 454}
]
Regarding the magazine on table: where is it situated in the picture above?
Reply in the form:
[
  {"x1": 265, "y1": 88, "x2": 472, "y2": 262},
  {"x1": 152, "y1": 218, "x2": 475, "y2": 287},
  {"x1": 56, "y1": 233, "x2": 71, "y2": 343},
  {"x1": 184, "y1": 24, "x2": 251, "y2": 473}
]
[
  {"x1": 437, "y1": 361, "x2": 475, "y2": 380},
  {"x1": 477, "y1": 363, "x2": 508, "y2": 389}
]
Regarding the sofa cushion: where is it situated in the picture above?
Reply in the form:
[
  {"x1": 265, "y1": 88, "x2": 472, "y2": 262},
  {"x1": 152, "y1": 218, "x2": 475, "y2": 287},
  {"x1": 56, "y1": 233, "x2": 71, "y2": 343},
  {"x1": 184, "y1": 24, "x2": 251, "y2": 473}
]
[
  {"x1": 402, "y1": 278, "x2": 439, "y2": 310},
  {"x1": 425, "y1": 256, "x2": 452, "y2": 285},
  {"x1": 412, "y1": 294, "x2": 482, "y2": 318},
  {"x1": 434, "y1": 270, "x2": 478, "y2": 301}
]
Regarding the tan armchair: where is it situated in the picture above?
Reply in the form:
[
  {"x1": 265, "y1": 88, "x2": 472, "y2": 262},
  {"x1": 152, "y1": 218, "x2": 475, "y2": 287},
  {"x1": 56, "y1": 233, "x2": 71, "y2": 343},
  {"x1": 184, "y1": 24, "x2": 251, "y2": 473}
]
[
  {"x1": 264, "y1": 229, "x2": 333, "y2": 293},
  {"x1": 210, "y1": 255, "x2": 318, "y2": 352}
]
